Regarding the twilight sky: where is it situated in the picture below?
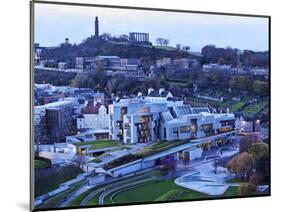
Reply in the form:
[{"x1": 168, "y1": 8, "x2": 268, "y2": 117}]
[{"x1": 34, "y1": 3, "x2": 269, "y2": 52}]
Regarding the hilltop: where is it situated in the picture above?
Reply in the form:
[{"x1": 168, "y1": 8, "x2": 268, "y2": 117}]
[{"x1": 39, "y1": 36, "x2": 189, "y2": 64}]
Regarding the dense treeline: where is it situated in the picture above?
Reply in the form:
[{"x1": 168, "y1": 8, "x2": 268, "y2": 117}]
[
  {"x1": 35, "y1": 69, "x2": 77, "y2": 86},
  {"x1": 201, "y1": 45, "x2": 269, "y2": 67},
  {"x1": 34, "y1": 68, "x2": 269, "y2": 98}
]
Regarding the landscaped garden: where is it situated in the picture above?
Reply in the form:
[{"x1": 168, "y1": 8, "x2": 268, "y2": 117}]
[
  {"x1": 35, "y1": 159, "x2": 50, "y2": 169},
  {"x1": 134, "y1": 139, "x2": 189, "y2": 158},
  {"x1": 103, "y1": 140, "x2": 189, "y2": 170},
  {"x1": 243, "y1": 100, "x2": 268, "y2": 116},
  {"x1": 74, "y1": 140, "x2": 121, "y2": 150},
  {"x1": 111, "y1": 179, "x2": 205, "y2": 204},
  {"x1": 229, "y1": 101, "x2": 246, "y2": 112}
]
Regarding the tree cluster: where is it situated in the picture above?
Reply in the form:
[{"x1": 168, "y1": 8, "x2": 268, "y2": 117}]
[
  {"x1": 227, "y1": 136, "x2": 269, "y2": 187},
  {"x1": 156, "y1": 37, "x2": 170, "y2": 46},
  {"x1": 201, "y1": 45, "x2": 268, "y2": 67}
]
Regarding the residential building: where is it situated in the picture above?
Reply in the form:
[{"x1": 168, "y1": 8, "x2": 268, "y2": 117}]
[
  {"x1": 250, "y1": 67, "x2": 269, "y2": 76},
  {"x1": 95, "y1": 56, "x2": 121, "y2": 69},
  {"x1": 34, "y1": 99, "x2": 78, "y2": 144},
  {"x1": 156, "y1": 58, "x2": 171, "y2": 67},
  {"x1": 58, "y1": 62, "x2": 67, "y2": 70},
  {"x1": 77, "y1": 101, "x2": 109, "y2": 130},
  {"x1": 173, "y1": 58, "x2": 190, "y2": 69},
  {"x1": 120, "y1": 58, "x2": 139, "y2": 71}
]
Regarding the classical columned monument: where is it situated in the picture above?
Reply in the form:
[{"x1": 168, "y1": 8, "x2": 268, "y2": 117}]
[{"x1": 129, "y1": 32, "x2": 151, "y2": 45}]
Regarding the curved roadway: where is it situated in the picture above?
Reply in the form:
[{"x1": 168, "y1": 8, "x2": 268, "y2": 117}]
[{"x1": 81, "y1": 172, "x2": 155, "y2": 206}]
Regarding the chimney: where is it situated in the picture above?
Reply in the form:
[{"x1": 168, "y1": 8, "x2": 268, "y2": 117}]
[
  {"x1": 159, "y1": 88, "x2": 165, "y2": 95},
  {"x1": 148, "y1": 88, "x2": 154, "y2": 95}
]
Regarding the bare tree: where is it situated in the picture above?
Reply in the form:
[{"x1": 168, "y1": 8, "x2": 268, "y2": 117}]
[
  {"x1": 119, "y1": 34, "x2": 129, "y2": 42},
  {"x1": 163, "y1": 39, "x2": 170, "y2": 46},
  {"x1": 182, "y1": 46, "x2": 190, "y2": 52},
  {"x1": 156, "y1": 37, "x2": 169, "y2": 46},
  {"x1": 71, "y1": 154, "x2": 87, "y2": 169},
  {"x1": 100, "y1": 33, "x2": 112, "y2": 41},
  {"x1": 156, "y1": 37, "x2": 164, "y2": 46}
]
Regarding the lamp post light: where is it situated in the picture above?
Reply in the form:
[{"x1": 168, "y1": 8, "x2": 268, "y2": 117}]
[{"x1": 241, "y1": 120, "x2": 246, "y2": 132}]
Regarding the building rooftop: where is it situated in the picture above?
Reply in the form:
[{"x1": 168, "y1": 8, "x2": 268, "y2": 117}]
[
  {"x1": 147, "y1": 90, "x2": 171, "y2": 98},
  {"x1": 174, "y1": 105, "x2": 193, "y2": 117},
  {"x1": 96, "y1": 56, "x2": 120, "y2": 59},
  {"x1": 83, "y1": 102, "x2": 108, "y2": 114},
  {"x1": 161, "y1": 111, "x2": 174, "y2": 122},
  {"x1": 35, "y1": 99, "x2": 76, "y2": 109},
  {"x1": 192, "y1": 107, "x2": 210, "y2": 113}
]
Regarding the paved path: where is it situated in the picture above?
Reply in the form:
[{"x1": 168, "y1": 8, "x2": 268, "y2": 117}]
[{"x1": 59, "y1": 181, "x2": 90, "y2": 207}]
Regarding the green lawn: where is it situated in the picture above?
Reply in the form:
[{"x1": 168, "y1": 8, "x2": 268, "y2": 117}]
[
  {"x1": 243, "y1": 101, "x2": 268, "y2": 115},
  {"x1": 35, "y1": 159, "x2": 49, "y2": 169},
  {"x1": 90, "y1": 153, "x2": 111, "y2": 163},
  {"x1": 104, "y1": 140, "x2": 189, "y2": 170},
  {"x1": 226, "y1": 178, "x2": 243, "y2": 183},
  {"x1": 223, "y1": 186, "x2": 239, "y2": 197},
  {"x1": 107, "y1": 41, "x2": 177, "y2": 51},
  {"x1": 229, "y1": 102, "x2": 245, "y2": 112},
  {"x1": 74, "y1": 140, "x2": 121, "y2": 150},
  {"x1": 135, "y1": 140, "x2": 189, "y2": 158},
  {"x1": 165, "y1": 79, "x2": 189, "y2": 87},
  {"x1": 68, "y1": 169, "x2": 166, "y2": 207},
  {"x1": 112, "y1": 179, "x2": 205, "y2": 204},
  {"x1": 78, "y1": 178, "x2": 242, "y2": 206},
  {"x1": 141, "y1": 45, "x2": 177, "y2": 51}
]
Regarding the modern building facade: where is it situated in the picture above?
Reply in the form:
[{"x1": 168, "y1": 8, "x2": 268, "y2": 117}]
[
  {"x1": 109, "y1": 89, "x2": 237, "y2": 144},
  {"x1": 161, "y1": 105, "x2": 235, "y2": 141},
  {"x1": 109, "y1": 89, "x2": 236, "y2": 144}
]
